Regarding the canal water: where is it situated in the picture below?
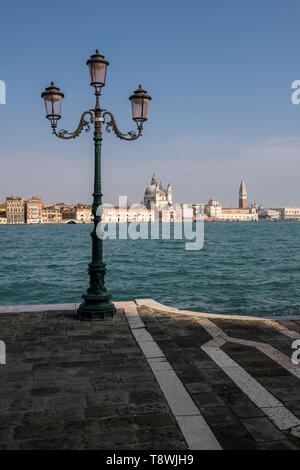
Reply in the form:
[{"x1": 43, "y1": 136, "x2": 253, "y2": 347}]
[{"x1": 0, "y1": 221, "x2": 299, "y2": 317}]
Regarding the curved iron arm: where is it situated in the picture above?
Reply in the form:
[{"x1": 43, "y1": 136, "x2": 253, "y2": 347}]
[
  {"x1": 102, "y1": 110, "x2": 142, "y2": 141},
  {"x1": 52, "y1": 110, "x2": 94, "y2": 139}
]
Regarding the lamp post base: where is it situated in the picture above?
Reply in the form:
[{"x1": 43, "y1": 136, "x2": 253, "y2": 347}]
[{"x1": 77, "y1": 295, "x2": 116, "y2": 320}]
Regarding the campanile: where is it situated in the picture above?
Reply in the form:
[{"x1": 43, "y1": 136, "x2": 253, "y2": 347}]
[{"x1": 239, "y1": 180, "x2": 247, "y2": 209}]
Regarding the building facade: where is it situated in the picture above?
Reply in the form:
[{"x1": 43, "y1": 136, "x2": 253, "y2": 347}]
[
  {"x1": 204, "y1": 202, "x2": 258, "y2": 221},
  {"x1": 205, "y1": 199, "x2": 222, "y2": 218},
  {"x1": 143, "y1": 174, "x2": 172, "y2": 209},
  {"x1": 26, "y1": 196, "x2": 44, "y2": 224},
  {"x1": 271, "y1": 207, "x2": 300, "y2": 220},
  {"x1": 220, "y1": 208, "x2": 258, "y2": 221},
  {"x1": 141, "y1": 174, "x2": 189, "y2": 222},
  {"x1": 61, "y1": 204, "x2": 92, "y2": 223},
  {"x1": 0, "y1": 203, "x2": 6, "y2": 224},
  {"x1": 0, "y1": 203, "x2": 6, "y2": 216},
  {"x1": 102, "y1": 205, "x2": 154, "y2": 223},
  {"x1": 158, "y1": 205, "x2": 183, "y2": 222},
  {"x1": 258, "y1": 209, "x2": 281, "y2": 220},
  {"x1": 61, "y1": 206, "x2": 76, "y2": 222},
  {"x1": 42, "y1": 206, "x2": 62, "y2": 224},
  {"x1": 6, "y1": 196, "x2": 25, "y2": 224},
  {"x1": 74, "y1": 205, "x2": 92, "y2": 223}
]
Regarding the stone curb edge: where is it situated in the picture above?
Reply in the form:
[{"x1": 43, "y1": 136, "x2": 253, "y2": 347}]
[{"x1": 0, "y1": 299, "x2": 299, "y2": 321}]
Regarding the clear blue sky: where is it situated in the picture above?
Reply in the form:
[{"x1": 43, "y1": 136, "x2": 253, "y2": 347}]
[{"x1": 1, "y1": 0, "x2": 300, "y2": 207}]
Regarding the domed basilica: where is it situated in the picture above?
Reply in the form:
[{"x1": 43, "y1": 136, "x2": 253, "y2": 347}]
[{"x1": 143, "y1": 174, "x2": 173, "y2": 209}]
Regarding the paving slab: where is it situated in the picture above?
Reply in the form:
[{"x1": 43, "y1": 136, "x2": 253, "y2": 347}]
[
  {"x1": 137, "y1": 303, "x2": 300, "y2": 450},
  {"x1": 0, "y1": 308, "x2": 186, "y2": 450},
  {"x1": 1, "y1": 300, "x2": 300, "y2": 450}
]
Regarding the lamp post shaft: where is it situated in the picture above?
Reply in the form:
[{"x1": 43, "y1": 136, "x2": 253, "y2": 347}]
[
  {"x1": 42, "y1": 52, "x2": 151, "y2": 322},
  {"x1": 77, "y1": 90, "x2": 116, "y2": 320}
]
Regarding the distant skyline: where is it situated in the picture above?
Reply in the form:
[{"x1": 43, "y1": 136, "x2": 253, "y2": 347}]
[
  {"x1": 1, "y1": 169, "x2": 298, "y2": 209},
  {"x1": 1, "y1": 0, "x2": 300, "y2": 207}
]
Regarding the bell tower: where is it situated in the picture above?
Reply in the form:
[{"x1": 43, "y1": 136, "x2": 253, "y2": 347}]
[{"x1": 239, "y1": 180, "x2": 247, "y2": 209}]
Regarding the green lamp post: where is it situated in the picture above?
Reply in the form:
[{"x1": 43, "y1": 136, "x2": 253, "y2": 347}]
[{"x1": 41, "y1": 50, "x2": 151, "y2": 320}]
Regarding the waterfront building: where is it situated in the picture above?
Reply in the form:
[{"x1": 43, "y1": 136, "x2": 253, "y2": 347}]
[
  {"x1": 239, "y1": 180, "x2": 247, "y2": 209},
  {"x1": 26, "y1": 196, "x2": 44, "y2": 224},
  {"x1": 6, "y1": 196, "x2": 25, "y2": 224},
  {"x1": 0, "y1": 203, "x2": 7, "y2": 224},
  {"x1": 6, "y1": 178, "x2": 297, "y2": 225},
  {"x1": 101, "y1": 203, "x2": 201, "y2": 223},
  {"x1": 192, "y1": 204, "x2": 205, "y2": 221},
  {"x1": 181, "y1": 204, "x2": 194, "y2": 222},
  {"x1": 258, "y1": 209, "x2": 281, "y2": 220},
  {"x1": 42, "y1": 206, "x2": 62, "y2": 224},
  {"x1": 61, "y1": 206, "x2": 76, "y2": 221},
  {"x1": 205, "y1": 199, "x2": 222, "y2": 218},
  {"x1": 102, "y1": 205, "x2": 154, "y2": 223},
  {"x1": 158, "y1": 204, "x2": 183, "y2": 222},
  {"x1": 0, "y1": 203, "x2": 6, "y2": 216},
  {"x1": 270, "y1": 207, "x2": 300, "y2": 221},
  {"x1": 141, "y1": 174, "x2": 188, "y2": 222},
  {"x1": 74, "y1": 205, "x2": 92, "y2": 223},
  {"x1": 61, "y1": 204, "x2": 92, "y2": 223},
  {"x1": 248, "y1": 202, "x2": 261, "y2": 212},
  {"x1": 143, "y1": 174, "x2": 172, "y2": 209},
  {"x1": 220, "y1": 208, "x2": 258, "y2": 221},
  {"x1": 204, "y1": 180, "x2": 257, "y2": 221},
  {"x1": 54, "y1": 202, "x2": 72, "y2": 214}
]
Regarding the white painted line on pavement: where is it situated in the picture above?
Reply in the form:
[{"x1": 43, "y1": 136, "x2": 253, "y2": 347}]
[{"x1": 125, "y1": 302, "x2": 222, "y2": 450}]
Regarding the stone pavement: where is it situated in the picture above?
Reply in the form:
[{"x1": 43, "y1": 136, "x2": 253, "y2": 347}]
[{"x1": 0, "y1": 299, "x2": 300, "y2": 450}]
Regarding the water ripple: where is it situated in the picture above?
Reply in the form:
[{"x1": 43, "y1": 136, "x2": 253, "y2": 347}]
[{"x1": 0, "y1": 222, "x2": 299, "y2": 316}]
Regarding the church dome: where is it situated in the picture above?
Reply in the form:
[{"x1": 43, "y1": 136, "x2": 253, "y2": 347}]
[{"x1": 145, "y1": 185, "x2": 156, "y2": 197}]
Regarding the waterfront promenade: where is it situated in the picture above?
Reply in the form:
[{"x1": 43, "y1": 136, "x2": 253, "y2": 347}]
[{"x1": 0, "y1": 299, "x2": 300, "y2": 450}]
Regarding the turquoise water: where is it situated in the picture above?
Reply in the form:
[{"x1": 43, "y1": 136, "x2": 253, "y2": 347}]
[{"x1": 0, "y1": 222, "x2": 299, "y2": 317}]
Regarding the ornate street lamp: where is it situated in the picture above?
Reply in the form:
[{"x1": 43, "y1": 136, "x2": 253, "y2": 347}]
[{"x1": 41, "y1": 50, "x2": 151, "y2": 320}]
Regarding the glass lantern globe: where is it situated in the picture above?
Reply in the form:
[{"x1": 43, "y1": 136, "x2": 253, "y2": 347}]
[
  {"x1": 129, "y1": 84, "x2": 151, "y2": 122},
  {"x1": 86, "y1": 50, "x2": 109, "y2": 88},
  {"x1": 41, "y1": 82, "x2": 64, "y2": 121}
]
